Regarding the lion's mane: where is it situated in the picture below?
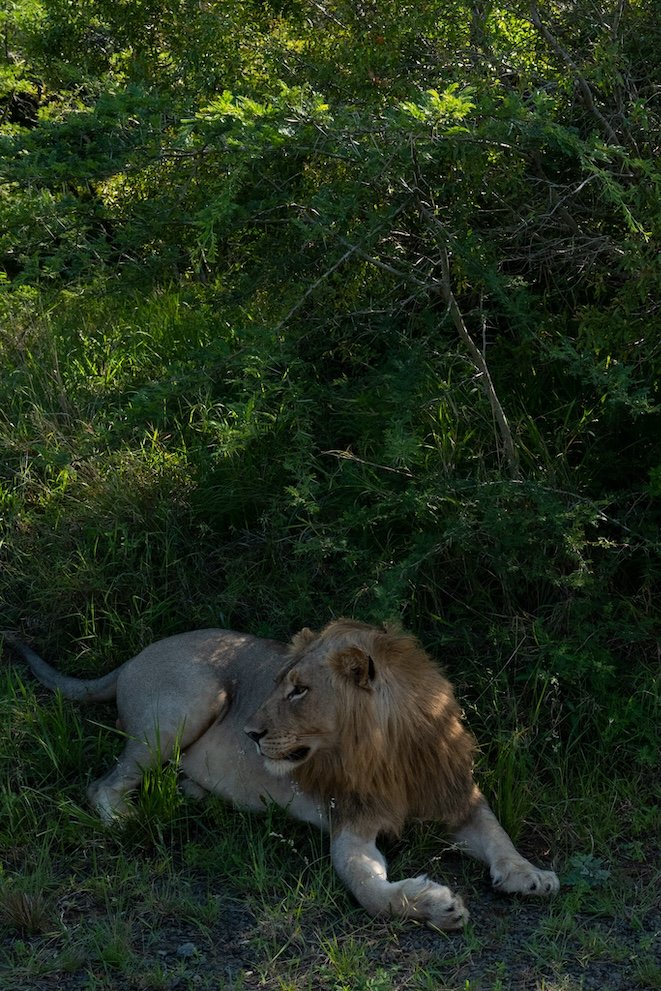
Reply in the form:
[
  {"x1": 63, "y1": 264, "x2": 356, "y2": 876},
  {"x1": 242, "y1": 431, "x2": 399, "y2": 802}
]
[{"x1": 290, "y1": 620, "x2": 477, "y2": 837}]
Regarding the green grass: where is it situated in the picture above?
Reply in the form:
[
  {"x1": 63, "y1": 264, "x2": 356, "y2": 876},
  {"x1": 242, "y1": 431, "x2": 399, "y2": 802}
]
[{"x1": 1, "y1": 647, "x2": 659, "y2": 991}]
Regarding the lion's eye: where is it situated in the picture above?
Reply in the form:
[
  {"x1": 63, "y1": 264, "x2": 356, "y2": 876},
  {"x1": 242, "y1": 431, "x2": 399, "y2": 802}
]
[{"x1": 286, "y1": 685, "x2": 308, "y2": 701}]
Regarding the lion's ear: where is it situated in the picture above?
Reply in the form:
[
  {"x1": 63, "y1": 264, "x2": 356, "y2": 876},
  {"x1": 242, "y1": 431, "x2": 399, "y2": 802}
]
[
  {"x1": 332, "y1": 647, "x2": 375, "y2": 690},
  {"x1": 290, "y1": 627, "x2": 317, "y2": 653}
]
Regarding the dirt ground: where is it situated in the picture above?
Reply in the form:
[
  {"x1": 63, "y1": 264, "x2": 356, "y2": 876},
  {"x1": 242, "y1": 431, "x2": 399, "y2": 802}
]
[{"x1": 4, "y1": 850, "x2": 658, "y2": 991}]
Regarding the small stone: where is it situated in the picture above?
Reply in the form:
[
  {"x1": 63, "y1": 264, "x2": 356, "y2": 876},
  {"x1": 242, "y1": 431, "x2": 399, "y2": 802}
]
[{"x1": 176, "y1": 942, "x2": 198, "y2": 959}]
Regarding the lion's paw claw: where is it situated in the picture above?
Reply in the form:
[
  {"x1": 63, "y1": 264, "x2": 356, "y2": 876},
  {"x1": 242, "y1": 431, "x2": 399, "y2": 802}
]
[
  {"x1": 491, "y1": 857, "x2": 559, "y2": 897},
  {"x1": 395, "y1": 877, "x2": 469, "y2": 930}
]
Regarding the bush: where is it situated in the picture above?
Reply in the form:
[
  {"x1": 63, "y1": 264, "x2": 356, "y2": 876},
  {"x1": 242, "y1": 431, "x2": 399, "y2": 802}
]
[{"x1": 1, "y1": 0, "x2": 659, "y2": 777}]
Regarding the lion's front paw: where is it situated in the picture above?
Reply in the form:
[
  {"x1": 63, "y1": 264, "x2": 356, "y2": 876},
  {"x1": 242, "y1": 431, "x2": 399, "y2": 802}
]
[
  {"x1": 491, "y1": 857, "x2": 559, "y2": 896},
  {"x1": 395, "y1": 877, "x2": 469, "y2": 930}
]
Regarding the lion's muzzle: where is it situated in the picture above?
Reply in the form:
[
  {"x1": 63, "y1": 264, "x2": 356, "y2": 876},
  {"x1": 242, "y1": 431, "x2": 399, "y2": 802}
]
[
  {"x1": 244, "y1": 726, "x2": 311, "y2": 764},
  {"x1": 282, "y1": 746, "x2": 311, "y2": 762},
  {"x1": 245, "y1": 727, "x2": 265, "y2": 748}
]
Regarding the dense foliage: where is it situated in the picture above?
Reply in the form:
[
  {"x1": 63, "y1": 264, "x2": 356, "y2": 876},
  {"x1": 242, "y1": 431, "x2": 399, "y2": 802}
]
[{"x1": 1, "y1": 0, "x2": 659, "y2": 779}]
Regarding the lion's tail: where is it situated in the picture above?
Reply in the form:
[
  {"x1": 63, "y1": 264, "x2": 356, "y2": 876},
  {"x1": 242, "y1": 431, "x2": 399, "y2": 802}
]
[{"x1": 3, "y1": 634, "x2": 120, "y2": 702}]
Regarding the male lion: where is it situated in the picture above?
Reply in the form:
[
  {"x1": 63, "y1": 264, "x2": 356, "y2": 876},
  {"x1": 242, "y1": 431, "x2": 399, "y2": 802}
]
[{"x1": 7, "y1": 620, "x2": 558, "y2": 929}]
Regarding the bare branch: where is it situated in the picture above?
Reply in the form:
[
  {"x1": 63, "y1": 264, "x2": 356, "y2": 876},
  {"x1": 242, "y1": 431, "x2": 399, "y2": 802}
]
[
  {"x1": 336, "y1": 237, "x2": 429, "y2": 285},
  {"x1": 612, "y1": 0, "x2": 627, "y2": 39},
  {"x1": 322, "y1": 450, "x2": 413, "y2": 478},
  {"x1": 435, "y1": 242, "x2": 521, "y2": 480},
  {"x1": 277, "y1": 245, "x2": 359, "y2": 329},
  {"x1": 338, "y1": 222, "x2": 521, "y2": 479},
  {"x1": 322, "y1": 143, "x2": 524, "y2": 480}
]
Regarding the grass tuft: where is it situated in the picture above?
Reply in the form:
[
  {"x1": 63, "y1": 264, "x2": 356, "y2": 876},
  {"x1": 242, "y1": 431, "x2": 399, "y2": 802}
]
[{"x1": 0, "y1": 888, "x2": 53, "y2": 935}]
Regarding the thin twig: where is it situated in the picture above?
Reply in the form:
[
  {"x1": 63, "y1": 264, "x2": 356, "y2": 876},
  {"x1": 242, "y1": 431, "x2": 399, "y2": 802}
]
[
  {"x1": 336, "y1": 237, "x2": 428, "y2": 287},
  {"x1": 612, "y1": 0, "x2": 627, "y2": 39},
  {"x1": 435, "y1": 242, "x2": 521, "y2": 480},
  {"x1": 323, "y1": 450, "x2": 413, "y2": 478},
  {"x1": 276, "y1": 246, "x2": 359, "y2": 329},
  {"x1": 415, "y1": 204, "x2": 521, "y2": 479}
]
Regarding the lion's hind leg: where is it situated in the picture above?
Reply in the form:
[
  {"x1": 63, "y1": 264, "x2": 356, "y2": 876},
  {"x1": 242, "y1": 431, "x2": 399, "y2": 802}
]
[
  {"x1": 89, "y1": 687, "x2": 230, "y2": 822},
  {"x1": 331, "y1": 829, "x2": 469, "y2": 930},
  {"x1": 453, "y1": 792, "x2": 559, "y2": 896},
  {"x1": 87, "y1": 736, "x2": 159, "y2": 821}
]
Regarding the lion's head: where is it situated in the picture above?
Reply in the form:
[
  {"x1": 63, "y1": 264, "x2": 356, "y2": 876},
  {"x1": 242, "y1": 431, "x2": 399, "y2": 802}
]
[{"x1": 244, "y1": 619, "x2": 476, "y2": 835}]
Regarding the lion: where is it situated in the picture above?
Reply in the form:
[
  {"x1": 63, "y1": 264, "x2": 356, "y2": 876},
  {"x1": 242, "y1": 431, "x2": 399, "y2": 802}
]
[{"x1": 6, "y1": 620, "x2": 559, "y2": 929}]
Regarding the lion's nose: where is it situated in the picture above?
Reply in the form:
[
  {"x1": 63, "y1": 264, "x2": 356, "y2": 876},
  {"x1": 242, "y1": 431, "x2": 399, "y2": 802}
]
[{"x1": 245, "y1": 728, "x2": 266, "y2": 745}]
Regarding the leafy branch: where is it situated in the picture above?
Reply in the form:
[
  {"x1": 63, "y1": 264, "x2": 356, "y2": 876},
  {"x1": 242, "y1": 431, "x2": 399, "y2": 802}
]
[{"x1": 528, "y1": 0, "x2": 619, "y2": 144}]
